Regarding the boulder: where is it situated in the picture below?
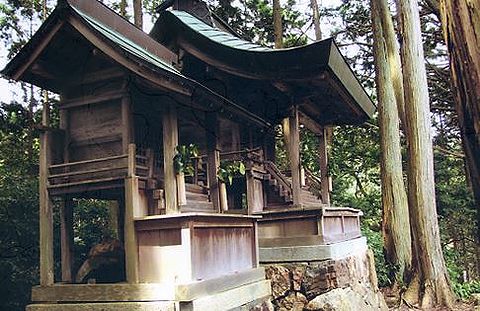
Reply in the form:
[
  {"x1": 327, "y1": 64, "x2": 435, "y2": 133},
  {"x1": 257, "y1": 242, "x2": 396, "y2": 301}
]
[
  {"x1": 304, "y1": 284, "x2": 388, "y2": 311},
  {"x1": 265, "y1": 265, "x2": 291, "y2": 299},
  {"x1": 277, "y1": 292, "x2": 308, "y2": 311}
]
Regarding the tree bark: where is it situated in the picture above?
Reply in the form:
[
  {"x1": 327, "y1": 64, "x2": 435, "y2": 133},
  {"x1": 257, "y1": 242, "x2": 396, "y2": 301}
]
[
  {"x1": 310, "y1": 0, "x2": 321, "y2": 40},
  {"x1": 119, "y1": 0, "x2": 127, "y2": 18},
  {"x1": 395, "y1": 0, "x2": 455, "y2": 307},
  {"x1": 439, "y1": 0, "x2": 480, "y2": 263},
  {"x1": 133, "y1": 0, "x2": 143, "y2": 29},
  {"x1": 371, "y1": 0, "x2": 412, "y2": 286},
  {"x1": 273, "y1": 0, "x2": 283, "y2": 48}
]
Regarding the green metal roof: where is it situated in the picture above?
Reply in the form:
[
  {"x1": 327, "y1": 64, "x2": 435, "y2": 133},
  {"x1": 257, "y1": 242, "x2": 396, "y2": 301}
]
[
  {"x1": 169, "y1": 11, "x2": 270, "y2": 51},
  {"x1": 72, "y1": 7, "x2": 181, "y2": 76},
  {"x1": 151, "y1": 10, "x2": 376, "y2": 125}
]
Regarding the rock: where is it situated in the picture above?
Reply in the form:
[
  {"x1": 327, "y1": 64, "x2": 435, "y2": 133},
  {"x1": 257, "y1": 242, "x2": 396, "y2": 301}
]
[
  {"x1": 248, "y1": 299, "x2": 275, "y2": 311},
  {"x1": 265, "y1": 265, "x2": 291, "y2": 299},
  {"x1": 277, "y1": 292, "x2": 308, "y2": 311},
  {"x1": 472, "y1": 293, "x2": 480, "y2": 306},
  {"x1": 304, "y1": 284, "x2": 388, "y2": 311},
  {"x1": 290, "y1": 265, "x2": 305, "y2": 291},
  {"x1": 303, "y1": 264, "x2": 331, "y2": 299}
]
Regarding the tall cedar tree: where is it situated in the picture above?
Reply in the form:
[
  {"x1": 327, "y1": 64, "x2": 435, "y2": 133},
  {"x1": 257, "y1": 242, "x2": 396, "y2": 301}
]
[
  {"x1": 133, "y1": 0, "x2": 143, "y2": 29},
  {"x1": 272, "y1": 0, "x2": 282, "y2": 48},
  {"x1": 395, "y1": 0, "x2": 455, "y2": 307},
  {"x1": 438, "y1": 0, "x2": 480, "y2": 272},
  {"x1": 371, "y1": 0, "x2": 412, "y2": 287}
]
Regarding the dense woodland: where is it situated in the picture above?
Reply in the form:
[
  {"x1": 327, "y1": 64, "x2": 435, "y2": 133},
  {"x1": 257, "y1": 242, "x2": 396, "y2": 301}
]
[{"x1": 0, "y1": 0, "x2": 479, "y2": 310}]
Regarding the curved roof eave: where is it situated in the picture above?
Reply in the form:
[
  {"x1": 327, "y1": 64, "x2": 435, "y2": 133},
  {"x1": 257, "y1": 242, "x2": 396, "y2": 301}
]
[{"x1": 151, "y1": 10, "x2": 376, "y2": 120}]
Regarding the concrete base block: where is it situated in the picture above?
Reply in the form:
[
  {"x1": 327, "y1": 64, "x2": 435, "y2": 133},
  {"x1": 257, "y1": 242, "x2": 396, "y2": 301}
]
[
  {"x1": 180, "y1": 279, "x2": 271, "y2": 311},
  {"x1": 26, "y1": 301, "x2": 176, "y2": 311},
  {"x1": 26, "y1": 279, "x2": 271, "y2": 311},
  {"x1": 259, "y1": 237, "x2": 367, "y2": 263}
]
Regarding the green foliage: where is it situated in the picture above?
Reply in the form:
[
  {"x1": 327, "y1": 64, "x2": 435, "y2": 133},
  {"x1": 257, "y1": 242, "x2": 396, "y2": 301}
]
[
  {"x1": 173, "y1": 144, "x2": 199, "y2": 175},
  {"x1": 0, "y1": 102, "x2": 40, "y2": 311},
  {"x1": 452, "y1": 280, "x2": 480, "y2": 300},
  {"x1": 73, "y1": 199, "x2": 116, "y2": 268},
  {"x1": 209, "y1": 0, "x2": 307, "y2": 47},
  {"x1": 217, "y1": 160, "x2": 245, "y2": 185}
]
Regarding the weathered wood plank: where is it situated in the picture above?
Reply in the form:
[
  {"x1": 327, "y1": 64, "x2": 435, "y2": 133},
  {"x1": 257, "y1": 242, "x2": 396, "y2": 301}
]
[
  {"x1": 60, "y1": 197, "x2": 74, "y2": 283},
  {"x1": 288, "y1": 106, "x2": 301, "y2": 205},
  {"x1": 124, "y1": 177, "x2": 140, "y2": 283},
  {"x1": 317, "y1": 128, "x2": 330, "y2": 205},
  {"x1": 39, "y1": 101, "x2": 54, "y2": 286},
  {"x1": 205, "y1": 112, "x2": 220, "y2": 212},
  {"x1": 163, "y1": 104, "x2": 179, "y2": 213}
]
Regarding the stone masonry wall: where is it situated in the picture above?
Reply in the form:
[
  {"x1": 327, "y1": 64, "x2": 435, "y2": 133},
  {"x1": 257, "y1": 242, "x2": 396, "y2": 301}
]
[{"x1": 262, "y1": 249, "x2": 387, "y2": 310}]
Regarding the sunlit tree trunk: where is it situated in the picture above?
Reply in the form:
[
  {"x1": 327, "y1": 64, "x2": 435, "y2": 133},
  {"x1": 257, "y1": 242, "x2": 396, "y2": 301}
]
[
  {"x1": 395, "y1": 0, "x2": 455, "y2": 307},
  {"x1": 273, "y1": 0, "x2": 282, "y2": 48},
  {"x1": 371, "y1": 0, "x2": 412, "y2": 287},
  {"x1": 119, "y1": 0, "x2": 127, "y2": 18},
  {"x1": 439, "y1": 0, "x2": 480, "y2": 276},
  {"x1": 310, "y1": 0, "x2": 321, "y2": 40},
  {"x1": 133, "y1": 0, "x2": 143, "y2": 29}
]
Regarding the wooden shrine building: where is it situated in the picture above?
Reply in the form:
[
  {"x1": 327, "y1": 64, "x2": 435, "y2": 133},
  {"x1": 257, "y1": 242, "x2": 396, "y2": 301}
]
[{"x1": 1, "y1": 0, "x2": 375, "y2": 310}]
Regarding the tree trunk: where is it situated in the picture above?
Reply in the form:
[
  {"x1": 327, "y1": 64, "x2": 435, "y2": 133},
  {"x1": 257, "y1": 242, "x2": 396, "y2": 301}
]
[
  {"x1": 310, "y1": 0, "x2": 321, "y2": 40},
  {"x1": 133, "y1": 0, "x2": 143, "y2": 29},
  {"x1": 395, "y1": 0, "x2": 455, "y2": 307},
  {"x1": 439, "y1": 0, "x2": 480, "y2": 259},
  {"x1": 273, "y1": 0, "x2": 283, "y2": 48},
  {"x1": 371, "y1": 0, "x2": 412, "y2": 286},
  {"x1": 119, "y1": 0, "x2": 127, "y2": 18}
]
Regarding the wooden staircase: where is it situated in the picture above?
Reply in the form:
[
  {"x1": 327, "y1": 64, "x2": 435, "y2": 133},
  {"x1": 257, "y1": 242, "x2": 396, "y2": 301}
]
[
  {"x1": 181, "y1": 183, "x2": 214, "y2": 212},
  {"x1": 264, "y1": 161, "x2": 324, "y2": 209}
]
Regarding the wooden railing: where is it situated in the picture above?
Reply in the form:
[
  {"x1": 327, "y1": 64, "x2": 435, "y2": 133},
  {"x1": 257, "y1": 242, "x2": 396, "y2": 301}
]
[
  {"x1": 264, "y1": 160, "x2": 293, "y2": 198},
  {"x1": 189, "y1": 147, "x2": 264, "y2": 189},
  {"x1": 48, "y1": 144, "x2": 155, "y2": 189},
  {"x1": 304, "y1": 167, "x2": 323, "y2": 201}
]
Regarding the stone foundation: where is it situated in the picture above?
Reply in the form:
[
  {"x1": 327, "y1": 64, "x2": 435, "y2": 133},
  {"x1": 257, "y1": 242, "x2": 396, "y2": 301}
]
[{"x1": 262, "y1": 248, "x2": 387, "y2": 310}]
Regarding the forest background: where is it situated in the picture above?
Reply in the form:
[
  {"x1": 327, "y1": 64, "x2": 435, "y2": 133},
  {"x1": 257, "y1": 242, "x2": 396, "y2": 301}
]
[{"x1": 0, "y1": 0, "x2": 478, "y2": 310}]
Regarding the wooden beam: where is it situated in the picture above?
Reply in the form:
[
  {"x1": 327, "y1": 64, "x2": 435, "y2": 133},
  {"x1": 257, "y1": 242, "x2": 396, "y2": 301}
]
[
  {"x1": 163, "y1": 104, "x2": 179, "y2": 213},
  {"x1": 124, "y1": 177, "x2": 140, "y2": 283},
  {"x1": 317, "y1": 128, "x2": 330, "y2": 205},
  {"x1": 68, "y1": 16, "x2": 190, "y2": 96},
  {"x1": 59, "y1": 91, "x2": 127, "y2": 109},
  {"x1": 60, "y1": 197, "x2": 74, "y2": 283},
  {"x1": 121, "y1": 96, "x2": 133, "y2": 153},
  {"x1": 39, "y1": 101, "x2": 54, "y2": 286},
  {"x1": 288, "y1": 106, "x2": 301, "y2": 206},
  {"x1": 298, "y1": 110, "x2": 323, "y2": 134},
  {"x1": 13, "y1": 21, "x2": 64, "y2": 80},
  {"x1": 206, "y1": 112, "x2": 221, "y2": 212}
]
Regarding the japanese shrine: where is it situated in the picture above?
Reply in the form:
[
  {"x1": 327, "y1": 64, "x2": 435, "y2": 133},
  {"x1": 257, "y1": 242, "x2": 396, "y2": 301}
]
[{"x1": 1, "y1": 0, "x2": 375, "y2": 310}]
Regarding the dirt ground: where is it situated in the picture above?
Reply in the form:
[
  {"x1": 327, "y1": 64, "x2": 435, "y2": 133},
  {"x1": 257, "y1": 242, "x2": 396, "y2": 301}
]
[{"x1": 381, "y1": 288, "x2": 478, "y2": 310}]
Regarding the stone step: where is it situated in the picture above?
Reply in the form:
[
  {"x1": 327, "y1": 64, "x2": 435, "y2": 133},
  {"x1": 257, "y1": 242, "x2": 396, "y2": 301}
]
[
  {"x1": 185, "y1": 183, "x2": 206, "y2": 194},
  {"x1": 186, "y1": 191, "x2": 209, "y2": 201},
  {"x1": 181, "y1": 201, "x2": 214, "y2": 212}
]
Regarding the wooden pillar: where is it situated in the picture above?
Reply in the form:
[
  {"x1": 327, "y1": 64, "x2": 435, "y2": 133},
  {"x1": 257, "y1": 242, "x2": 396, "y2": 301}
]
[
  {"x1": 124, "y1": 144, "x2": 139, "y2": 283},
  {"x1": 288, "y1": 107, "x2": 301, "y2": 206},
  {"x1": 317, "y1": 128, "x2": 330, "y2": 205},
  {"x1": 263, "y1": 133, "x2": 276, "y2": 162},
  {"x1": 163, "y1": 104, "x2": 179, "y2": 213},
  {"x1": 59, "y1": 108, "x2": 74, "y2": 283},
  {"x1": 108, "y1": 200, "x2": 120, "y2": 238},
  {"x1": 60, "y1": 197, "x2": 74, "y2": 283},
  {"x1": 121, "y1": 96, "x2": 133, "y2": 153},
  {"x1": 206, "y1": 112, "x2": 221, "y2": 212},
  {"x1": 39, "y1": 100, "x2": 54, "y2": 286}
]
